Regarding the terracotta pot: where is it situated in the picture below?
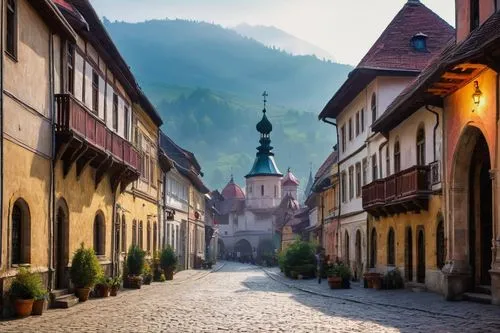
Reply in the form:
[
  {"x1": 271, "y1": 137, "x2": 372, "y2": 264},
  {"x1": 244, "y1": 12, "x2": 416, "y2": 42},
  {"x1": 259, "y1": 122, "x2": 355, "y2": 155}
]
[
  {"x1": 327, "y1": 276, "x2": 342, "y2": 289},
  {"x1": 110, "y1": 286, "x2": 118, "y2": 296},
  {"x1": 372, "y1": 276, "x2": 382, "y2": 290},
  {"x1": 31, "y1": 299, "x2": 45, "y2": 316},
  {"x1": 14, "y1": 299, "x2": 34, "y2": 318},
  {"x1": 97, "y1": 285, "x2": 110, "y2": 297},
  {"x1": 164, "y1": 268, "x2": 174, "y2": 281},
  {"x1": 126, "y1": 276, "x2": 142, "y2": 289},
  {"x1": 76, "y1": 287, "x2": 91, "y2": 302}
]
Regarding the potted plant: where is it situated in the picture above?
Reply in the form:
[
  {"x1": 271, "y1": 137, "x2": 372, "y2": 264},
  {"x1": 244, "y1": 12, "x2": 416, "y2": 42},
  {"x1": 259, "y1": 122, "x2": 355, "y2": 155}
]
[
  {"x1": 9, "y1": 268, "x2": 44, "y2": 317},
  {"x1": 126, "y1": 245, "x2": 145, "y2": 289},
  {"x1": 336, "y1": 263, "x2": 352, "y2": 289},
  {"x1": 110, "y1": 276, "x2": 122, "y2": 296},
  {"x1": 32, "y1": 288, "x2": 48, "y2": 316},
  {"x1": 70, "y1": 243, "x2": 102, "y2": 302},
  {"x1": 160, "y1": 246, "x2": 178, "y2": 281},
  {"x1": 143, "y1": 262, "x2": 153, "y2": 285},
  {"x1": 152, "y1": 252, "x2": 163, "y2": 282},
  {"x1": 95, "y1": 276, "x2": 111, "y2": 297},
  {"x1": 372, "y1": 273, "x2": 383, "y2": 290},
  {"x1": 326, "y1": 266, "x2": 342, "y2": 289}
]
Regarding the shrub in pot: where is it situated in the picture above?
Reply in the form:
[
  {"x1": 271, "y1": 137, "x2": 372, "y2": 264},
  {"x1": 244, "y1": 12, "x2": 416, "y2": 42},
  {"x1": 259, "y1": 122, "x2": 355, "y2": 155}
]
[
  {"x1": 326, "y1": 266, "x2": 342, "y2": 289},
  {"x1": 383, "y1": 269, "x2": 404, "y2": 290},
  {"x1": 110, "y1": 276, "x2": 121, "y2": 296},
  {"x1": 95, "y1": 276, "x2": 111, "y2": 297},
  {"x1": 152, "y1": 252, "x2": 163, "y2": 282},
  {"x1": 280, "y1": 239, "x2": 316, "y2": 280},
  {"x1": 143, "y1": 262, "x2": 153, "y2": 285},
  {"x1": 160, "y1": 246, "x2": 177, "y2": 281},
  {"x1": 9, "y1": 268, "x2": 44, "y2": 317},
  {"x1": 32, "y1": 288, "x2": 48, "y2": 316},
  {"x1": 126, "y1": 245, "x2": 145, "y2": 289},
  {"x1": 70, "y1": 243, "x2": 102, "y2": 302}
]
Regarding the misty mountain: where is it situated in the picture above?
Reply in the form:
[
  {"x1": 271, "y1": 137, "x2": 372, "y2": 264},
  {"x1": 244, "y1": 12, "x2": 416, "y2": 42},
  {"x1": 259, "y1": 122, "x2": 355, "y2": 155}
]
[
  {"x1": 102, "y1": 18, "x2": 347, "y2": 191},
  {"x1": 233, "y1": 23, "x2": 336, "y2": 62},
  {"x1": 103, "y1": 18, "x2": 351, "y2": 112}
]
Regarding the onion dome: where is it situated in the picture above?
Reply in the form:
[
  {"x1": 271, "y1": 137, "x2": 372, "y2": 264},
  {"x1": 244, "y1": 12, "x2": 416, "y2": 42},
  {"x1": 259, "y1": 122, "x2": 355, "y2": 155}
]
[
  {"x1": 256, "y1": 111, "x2": 273, "y2": 135},
  {"x1": 221, "y1": 176, "x2": 245, "y2": 200},
  {"x1": 282, "y1": 168, "x2": 300, "y2": 186}
]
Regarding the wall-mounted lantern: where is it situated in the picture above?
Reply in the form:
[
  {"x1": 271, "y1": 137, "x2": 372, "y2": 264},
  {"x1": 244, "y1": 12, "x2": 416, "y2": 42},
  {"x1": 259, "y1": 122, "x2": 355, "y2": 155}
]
[{"x1": 472, "y1": 81, "x2": 482, "y2": 107}]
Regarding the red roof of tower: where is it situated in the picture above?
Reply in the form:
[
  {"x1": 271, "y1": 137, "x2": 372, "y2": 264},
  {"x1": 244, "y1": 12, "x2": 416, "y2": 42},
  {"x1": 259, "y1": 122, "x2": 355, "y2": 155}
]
[
  {"x1": 282, "y1": 168, "x2": 300, "y2": 186},
  {"x1": 221, "y1": 176, "x2": 245, "y2": 200}
]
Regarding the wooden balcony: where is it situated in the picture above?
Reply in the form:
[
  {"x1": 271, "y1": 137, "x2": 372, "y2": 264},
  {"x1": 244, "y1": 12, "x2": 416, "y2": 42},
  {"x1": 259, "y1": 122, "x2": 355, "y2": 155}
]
[
  {"x1": 55, "y1": 94, "x2": 140, "y2": 192},
  {"x1": 362, "y1": 165, "x2": 431, "y2": 217}
]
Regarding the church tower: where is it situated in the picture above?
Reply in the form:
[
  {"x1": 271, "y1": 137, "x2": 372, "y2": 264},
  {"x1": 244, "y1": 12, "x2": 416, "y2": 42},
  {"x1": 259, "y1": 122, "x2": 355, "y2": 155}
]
[
  {"x1": 281, "y1": 168, "x2": 300, "y2": 200},
  {"x1": 245, "y1": 92, "x2": 283, "y2": 210}
]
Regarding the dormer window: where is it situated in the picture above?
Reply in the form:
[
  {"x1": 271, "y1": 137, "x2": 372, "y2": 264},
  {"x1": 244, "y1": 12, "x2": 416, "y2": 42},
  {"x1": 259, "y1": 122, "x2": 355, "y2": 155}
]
[{"x1": 411, "y1": 33, "x2": 428, "y2": 52}]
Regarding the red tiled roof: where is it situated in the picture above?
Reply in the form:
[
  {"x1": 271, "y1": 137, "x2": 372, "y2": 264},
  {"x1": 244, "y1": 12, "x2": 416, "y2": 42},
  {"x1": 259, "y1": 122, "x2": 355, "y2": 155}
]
[
  {"x1": 358, "y1": 0, "x2": 454, "y2": 71},
  {"x1": 319, "y1": 0, "x2": 454, "y2": 120},
  {"x1": 315, "y1": 150, "x2": 338, "y2": 181},
  {"x1": 373, "y1": 10, "x2": 500, "y2": 132},
  {"x1": 221, "y1": 177, "x2": 245, "y2": 200},
  {"x1": 282, "y1": 169, "x2": 300, "y2": 186}
]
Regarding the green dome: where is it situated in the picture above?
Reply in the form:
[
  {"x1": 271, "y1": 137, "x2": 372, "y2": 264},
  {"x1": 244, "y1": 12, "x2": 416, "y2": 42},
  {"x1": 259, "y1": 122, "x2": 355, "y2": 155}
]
[{"x1": 256, "y1": 110, "x2": 272, "y2": 134}]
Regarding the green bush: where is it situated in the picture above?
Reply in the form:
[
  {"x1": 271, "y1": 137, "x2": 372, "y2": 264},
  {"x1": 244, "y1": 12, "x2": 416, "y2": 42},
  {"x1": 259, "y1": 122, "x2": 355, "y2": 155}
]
[
  {"x1": 160, "y1": 246, "x2": 178, "y2": 270},
  {"x1": 9, "y1": 268, "x2": 45, "y2": 300},
  {"x1": 127, "y1": 245, "x2": 146, "y2": 276},
  {"x1": 280, "y1": 240, "x2": 316, "y2": 278},
  {"x1": 327, "y1": 262, "x2": 351, "y2": 279},
  {"x1": 159, "y1": 274, "x2": 166, "y2": 282},
  {"x1": 383, "y1": 269, "x2": 404, "y2": 289},
  {"x1": 70, "y1": 243, "x2": 102, "y2": 288}
]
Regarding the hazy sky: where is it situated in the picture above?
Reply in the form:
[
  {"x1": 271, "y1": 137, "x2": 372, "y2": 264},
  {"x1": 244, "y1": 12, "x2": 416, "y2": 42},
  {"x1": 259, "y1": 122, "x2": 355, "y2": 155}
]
[{"x1": 89, "y1": 0, "x2": 455, "y2": 65}]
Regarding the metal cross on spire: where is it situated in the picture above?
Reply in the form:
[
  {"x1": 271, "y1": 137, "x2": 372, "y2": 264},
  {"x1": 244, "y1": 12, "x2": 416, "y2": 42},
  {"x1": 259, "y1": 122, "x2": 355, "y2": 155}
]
[{"x1": 262, "y1": 91, "x2": 268, "y2": 112}]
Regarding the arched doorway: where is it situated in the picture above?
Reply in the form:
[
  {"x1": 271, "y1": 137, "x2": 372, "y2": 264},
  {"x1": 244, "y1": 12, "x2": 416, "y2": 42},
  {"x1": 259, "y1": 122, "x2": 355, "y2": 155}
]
[
  {"x1": 218, "y1": 239, "x2": 225, "y2": 258},
  {"x1": 405, "y1": 227, "x2": 413, "y2": 282},
  {"x1": 11, "y1": 198, "x2": 31, "y2": 265},
  {"x1": 234, "y1": 239, "x2": 253, "y2": 261},
  {"x1": 93, "y1": 212, "x2": 105, "y2": 256},
  {"x1": 417, "y1": 228, "x2": 425, "y2": 283},
  {"x1": 55, "y1": 199, "x2": 69, "y2": 289},
  {"x1": 450, "y1": 126, "x2": 493, "y2": 291},
  {"x1": 355, "y1": 230, "x2": 362, "y2": 278}
]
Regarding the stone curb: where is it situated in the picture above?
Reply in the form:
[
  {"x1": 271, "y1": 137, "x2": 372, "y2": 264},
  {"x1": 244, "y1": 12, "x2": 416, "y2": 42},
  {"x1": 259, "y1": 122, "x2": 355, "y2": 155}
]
[{"x1": 261, "y1": 268, "x2": 472, "y2": 320}]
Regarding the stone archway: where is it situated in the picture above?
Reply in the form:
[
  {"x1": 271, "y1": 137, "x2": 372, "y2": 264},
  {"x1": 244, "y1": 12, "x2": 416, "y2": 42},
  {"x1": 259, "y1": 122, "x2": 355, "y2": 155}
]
[
  {"x1": 218, "y1": 239, "x2": 225, "y2": 258},
  {"x1": 235, "y1": 239, "x2": 253, "y2": 261},
  {"x1": 446, "y1": 125, "x2": 493, "y2": 297}
]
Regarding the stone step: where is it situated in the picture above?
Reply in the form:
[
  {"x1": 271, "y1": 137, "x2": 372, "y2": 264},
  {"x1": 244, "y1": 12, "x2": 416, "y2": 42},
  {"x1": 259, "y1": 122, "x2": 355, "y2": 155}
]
[
  {"x1": 475, "y1": 285, "x2": 492, "y2": 295},
  {"x1": 53, "y1": 294, "x2": 79, "y2": 309},
  {"x1": 463, "y1": 292, "x2": 492, "y2": 304},
  {"x1": 50, "y1": 289, "x2": 69, "y2": 299}
]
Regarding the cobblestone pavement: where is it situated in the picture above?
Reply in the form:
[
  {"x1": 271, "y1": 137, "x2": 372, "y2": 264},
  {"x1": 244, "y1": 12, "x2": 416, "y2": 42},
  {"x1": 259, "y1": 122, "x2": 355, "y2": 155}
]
[{"x1": 1, "y1": 262, "x2": 500, "y2": 333}]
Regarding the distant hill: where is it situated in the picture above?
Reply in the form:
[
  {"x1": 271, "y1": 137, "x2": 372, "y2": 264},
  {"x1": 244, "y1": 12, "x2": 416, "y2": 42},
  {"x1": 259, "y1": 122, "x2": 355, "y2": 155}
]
[
  {"x1": 103, "y1": 18, "x2": 348, "y2": 191},
  {"x1": 103, "y1": 18, "x2": 351, "y2": 112},
  {"x1": 233, "y1": 23, "x2": 336, "y2": 62}
]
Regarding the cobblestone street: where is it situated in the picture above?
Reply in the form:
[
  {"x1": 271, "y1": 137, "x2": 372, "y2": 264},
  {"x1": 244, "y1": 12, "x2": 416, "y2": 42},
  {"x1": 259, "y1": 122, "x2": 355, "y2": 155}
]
[{"x1": 1, "y1": 262, "x2": 500, "y2": 333}]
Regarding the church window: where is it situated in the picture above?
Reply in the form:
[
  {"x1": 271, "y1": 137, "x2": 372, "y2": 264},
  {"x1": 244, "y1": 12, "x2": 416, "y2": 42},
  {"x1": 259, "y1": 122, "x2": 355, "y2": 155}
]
[
  {"x1": 274, "y1": 185, "x2": 278, "y2": 198},
  {"x1": 261, "y1": 185, "x2": 264, "y2": 196}
]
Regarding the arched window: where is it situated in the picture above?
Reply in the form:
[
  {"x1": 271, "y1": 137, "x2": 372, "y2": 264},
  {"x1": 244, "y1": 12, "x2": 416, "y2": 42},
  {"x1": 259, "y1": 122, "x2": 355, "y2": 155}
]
[
  {"x1": 394, "y1": 140, "x2": 401, "y2": 173},
  {"x1": 147, "y1": 221, "x2": 152, "y2": 253},
  {"x1": 153, "y1": 222, "x2": 158, "y2": 254},
  {"x1": 11, "y1": 199, "x2": 31, "y2": 265},
  {"x1": 93, "y1": 212, "x2": 105, "y2": 256},
  {"x1": 132, "y1": 220, "x2": 137, "y2": 247},
  {"x1": 371, "y1": 93, "x2": 377, "y2": 124},
  {"x1": 370, "y1": 228, "x2": 377, "y2": 268},
  {"x1": 416, "y1": 126, "x2": 426, "y2": 166},
  {"x1": 121, "y1": 215, "x2": 127, "y2": 252},
  {"x1": 261, "y1": 185, "x2": 264, "y2": 196},
  {"x1": 344, "y1": 231, "x2": 350, "y2": 264},
  {"x1": 139, "y1": 221, "x2": 144, "y2": 249},
  {"x1": 436, "y1": 218, "x2": 445, "y2": 269},
  {"x1": 387, "y1": 228, "x2": 395, "y2": 266}
]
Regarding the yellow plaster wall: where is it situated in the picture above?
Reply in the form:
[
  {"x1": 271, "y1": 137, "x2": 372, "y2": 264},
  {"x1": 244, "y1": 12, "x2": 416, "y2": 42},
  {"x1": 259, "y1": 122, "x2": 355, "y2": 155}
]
[
  {"x1": 2, "y1": 140, "x2": 50, "y2": 270},
  {"x1": 117, "y1": 193, "x2": 159, "y2": 255},
  {"x1": 369, "y1": 195, "x2": 443, "y2": 273},
  {"x1": 55, "y1": 163, "x2": 114, "y2": 261}
]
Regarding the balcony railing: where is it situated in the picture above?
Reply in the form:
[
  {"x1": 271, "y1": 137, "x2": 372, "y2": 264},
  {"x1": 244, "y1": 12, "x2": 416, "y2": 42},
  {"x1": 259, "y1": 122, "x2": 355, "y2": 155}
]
[
  {"x1": 362, "y1": 165, "x2": 431, "y2": 217},
  {"x1": 55, "y1": 94, "x2": 139, "y2": 170}
]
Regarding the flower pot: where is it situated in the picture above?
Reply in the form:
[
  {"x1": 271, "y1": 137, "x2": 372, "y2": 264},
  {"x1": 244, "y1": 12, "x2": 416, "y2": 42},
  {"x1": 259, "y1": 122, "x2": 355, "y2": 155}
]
[
  {"x1": 76, "y1": 287, "x2": 91, "y2": 302},
  {"x1": 126, "y1": 276, "x2": 142, "y2": 289},
  {"x1": 31, "y1": 299, "x2": 45, "y2": 316},
  {"x1": 97, "y1": 285, "x2": 110, "y2": 297},
  {"x1": 14, "y1": 299, "x2": 34, "y2": 318},
  {"x1": 110, "y1": 286, "x2": 119, "y2": 296},
  {"x1": 143, "y1": 275, "x2": 152, "y2": 285},
  {"x1": 164, "y1": 268, "x2": 174, "y2": 281},
  {"x1": 372, "y1": 276, "x2": 382, "y2": 290},
  {"x1": 327, "y1": 276, "x2": 342, "y2": 289}
]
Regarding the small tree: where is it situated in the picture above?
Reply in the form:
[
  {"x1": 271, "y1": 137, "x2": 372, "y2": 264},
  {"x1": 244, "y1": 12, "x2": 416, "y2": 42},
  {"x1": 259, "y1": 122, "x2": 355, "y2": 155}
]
[
  {"x1": 70, "y1": 243, "x2": 102, "y2": 288},
  {"x1": 127, "y1": 245, "x2": 146, "y2": 276},
  {"x1": 160, "y1": 246, "x2": 178, "y2": 271}
]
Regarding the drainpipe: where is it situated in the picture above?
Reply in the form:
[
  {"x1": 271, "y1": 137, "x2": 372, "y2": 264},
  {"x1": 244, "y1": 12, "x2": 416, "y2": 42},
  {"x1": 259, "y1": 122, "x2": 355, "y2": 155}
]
[
  {"x1": 0, "y1": 0, "x2": 4, "y2": 268},
  {"x1": 425, "y1": 105, "x2": 439, "y2": 162},
  {"x1": 321, "y1": 117, "x2": 341, "y2": 260},
  {"x1": 48, "y1": 33, "x2": 55, "y2": 290}
]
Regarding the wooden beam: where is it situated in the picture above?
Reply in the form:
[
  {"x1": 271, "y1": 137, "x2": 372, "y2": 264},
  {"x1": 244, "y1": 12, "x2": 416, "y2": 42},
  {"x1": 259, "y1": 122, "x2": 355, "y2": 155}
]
[
  {"x1": 453, "y1": 63, "x2": 486, "y2": 71},
  {"x1": 63, "y1": 142, "x2": 86, "y2": 178},
  {"x1": 76, "y1": 150, "x2": 97, "y2": 180},
  {"x1": 442, "y1": 72, "x2": 470, "y2": 80},
  {"x1": 433, "y1": 82, "x2": 458, "y2": 89},
  {"x1": 95, "y1": 156, "x2": 113, "y2": 189}
]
